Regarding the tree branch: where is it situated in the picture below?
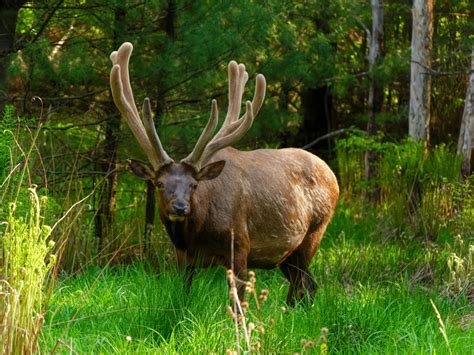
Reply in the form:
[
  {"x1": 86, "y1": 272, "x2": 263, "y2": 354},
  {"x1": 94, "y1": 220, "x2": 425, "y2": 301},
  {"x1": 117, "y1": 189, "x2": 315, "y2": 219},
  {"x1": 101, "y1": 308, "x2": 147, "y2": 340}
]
[
  {"x1": 411, "y1": 60, "x2": 471, "y2": 77},
  {"x1": 32, "y1": 0, "x2": 65, "y2": 43},
  {"x1": 301, "y1": 127, "x2": 360, "y2": 150},
  {"x1": 316, "y1": 71, "x2": 369, "y2": 84}
]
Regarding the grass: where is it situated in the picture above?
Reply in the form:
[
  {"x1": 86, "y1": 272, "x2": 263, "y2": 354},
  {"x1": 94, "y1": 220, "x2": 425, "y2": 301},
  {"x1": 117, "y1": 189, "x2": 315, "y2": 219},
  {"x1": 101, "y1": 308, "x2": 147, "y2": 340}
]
[{"x1": 40, "y1": 205, "x2": 474, "y2": 353}]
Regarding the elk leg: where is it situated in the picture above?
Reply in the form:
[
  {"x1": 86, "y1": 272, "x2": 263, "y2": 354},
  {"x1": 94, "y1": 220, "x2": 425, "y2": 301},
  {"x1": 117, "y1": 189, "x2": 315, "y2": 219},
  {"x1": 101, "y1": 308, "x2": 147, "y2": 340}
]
[
  {"x1": 279, "y1": 258, "x2": 317, "y2": 306},
  {"x1": 225, "y1": 245, "x2": 249, "y2": 305},
  {"x1": 281, "y1": 216, "x2": 332, "y2": 306},
  {"x1": 232, "y1": 255, "x2": 248, "y2": 302},
  {"x1": 176, "y1": 249, "x2": 195, "y2": 293}
]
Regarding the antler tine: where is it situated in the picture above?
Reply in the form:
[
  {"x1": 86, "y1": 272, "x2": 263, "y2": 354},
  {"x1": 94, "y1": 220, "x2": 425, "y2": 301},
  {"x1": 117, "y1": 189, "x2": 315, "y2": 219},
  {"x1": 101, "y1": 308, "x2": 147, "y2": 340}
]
[
  {"x1": 181, "y1": 99, "x2": 219, "y2": 166},
  {"x1": 110, "y1": 42, "x2": 173, "y2": 170},
  {"x1": 215, "y1": 62, "x2": 248, "y2": 137},
  {"x1": 182, "y1": 60, "x2": 266, "y2": 171},
  {"x1": 199, "y1": 101, "x2": 254, "y2": 166},
  {"x1": 142, "y1": 98, "x2": 173, "y2": 164},
  {"x1": 240, "y1": 74, "x2": 266, "y2": 122},
  {"x1": 219, "y1": 73, "x2": 266, "y2": 137},
  {"x1": 110, "y1": 43, "x2": 139, "y2": 119}
]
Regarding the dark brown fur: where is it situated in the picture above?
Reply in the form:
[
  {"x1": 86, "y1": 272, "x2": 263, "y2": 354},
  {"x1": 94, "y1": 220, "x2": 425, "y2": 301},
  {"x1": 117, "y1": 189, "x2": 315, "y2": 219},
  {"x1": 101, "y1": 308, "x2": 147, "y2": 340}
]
[{"x1": 131, "y1": 146, "x2": 339, "y2": 305}]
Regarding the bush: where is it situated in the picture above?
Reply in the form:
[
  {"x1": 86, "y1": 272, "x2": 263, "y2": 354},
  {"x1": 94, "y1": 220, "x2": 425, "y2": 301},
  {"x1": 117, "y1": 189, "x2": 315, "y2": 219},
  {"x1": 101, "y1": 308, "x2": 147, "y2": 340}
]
[{"x1": 335, "y1": 134, "x2": 471, "y2": 240}]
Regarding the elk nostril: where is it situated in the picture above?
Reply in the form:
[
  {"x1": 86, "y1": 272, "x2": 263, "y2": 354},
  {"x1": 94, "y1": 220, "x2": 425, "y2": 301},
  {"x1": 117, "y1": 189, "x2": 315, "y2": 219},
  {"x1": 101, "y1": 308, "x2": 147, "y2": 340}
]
[{"x1": 172, "y1": 202, "x2": 189, "y2": 216}]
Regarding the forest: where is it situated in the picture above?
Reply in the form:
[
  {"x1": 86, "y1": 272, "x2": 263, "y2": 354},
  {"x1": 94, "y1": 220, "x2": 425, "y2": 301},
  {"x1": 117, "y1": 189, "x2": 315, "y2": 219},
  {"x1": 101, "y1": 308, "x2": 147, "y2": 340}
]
[{"x1": 0, "y1": 0, "x2": 473, "y2": 353}]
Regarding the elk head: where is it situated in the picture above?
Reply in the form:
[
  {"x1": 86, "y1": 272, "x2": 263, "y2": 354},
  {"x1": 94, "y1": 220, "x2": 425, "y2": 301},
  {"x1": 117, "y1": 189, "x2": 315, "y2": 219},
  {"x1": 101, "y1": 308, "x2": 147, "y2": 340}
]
[{"x1": 110, "y1": 43, "x2": 266, "y2": 222}]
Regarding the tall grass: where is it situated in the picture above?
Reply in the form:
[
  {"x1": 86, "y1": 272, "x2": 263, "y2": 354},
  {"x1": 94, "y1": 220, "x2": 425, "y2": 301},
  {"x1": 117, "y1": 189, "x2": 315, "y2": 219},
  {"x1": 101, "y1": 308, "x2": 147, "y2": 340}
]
[
  {"x1": 0, "y1": 187, "x2": 57, "y2": 354},
  {"x1": 39, "y1": 226, "x2": 474, "y2": 353},
  {"x1": 0, "y1": 105, "x2": 58, "y2": 353},
  {"x1": 0, "y1": 104, "x2": 91, "y2": 353}
]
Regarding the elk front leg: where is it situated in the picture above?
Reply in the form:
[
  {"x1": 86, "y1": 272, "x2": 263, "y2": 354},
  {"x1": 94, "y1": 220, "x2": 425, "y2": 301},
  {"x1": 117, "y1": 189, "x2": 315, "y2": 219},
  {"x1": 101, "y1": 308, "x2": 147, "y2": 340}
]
[
  {"x1": 226, "y1": 240, "x2": 249, "y2": 304},
  {"x1": 232, "y1": 254, "x2": 248, "y2": 302},
  {"x1": 176, "y1": 249, "x2": 195, "y2": 293}
]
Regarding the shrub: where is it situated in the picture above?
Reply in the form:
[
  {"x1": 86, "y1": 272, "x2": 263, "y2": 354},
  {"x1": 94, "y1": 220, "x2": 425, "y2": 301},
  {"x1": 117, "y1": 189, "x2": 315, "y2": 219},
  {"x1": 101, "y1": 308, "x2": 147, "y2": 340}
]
[{"x1": 335, "y1": 134, "x2": 467, "y2": 239}]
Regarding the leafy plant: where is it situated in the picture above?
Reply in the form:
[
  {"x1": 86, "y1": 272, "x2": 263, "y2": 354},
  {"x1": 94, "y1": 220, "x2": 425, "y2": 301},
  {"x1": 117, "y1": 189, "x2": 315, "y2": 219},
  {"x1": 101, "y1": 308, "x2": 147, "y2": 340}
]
[
  {"x1": 0, "y1": 186, "x2": 57, "y2": 354},
  {"x1": 0, "y1": 105, "x2": 17, "y2": 180}
]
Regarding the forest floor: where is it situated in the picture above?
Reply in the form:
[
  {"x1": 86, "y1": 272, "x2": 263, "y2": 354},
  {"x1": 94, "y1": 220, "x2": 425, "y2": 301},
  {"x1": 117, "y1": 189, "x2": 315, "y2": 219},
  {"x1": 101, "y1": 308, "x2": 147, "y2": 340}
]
[{"x1": 41, "y1": 205, "x2": 474, "y2": 353}]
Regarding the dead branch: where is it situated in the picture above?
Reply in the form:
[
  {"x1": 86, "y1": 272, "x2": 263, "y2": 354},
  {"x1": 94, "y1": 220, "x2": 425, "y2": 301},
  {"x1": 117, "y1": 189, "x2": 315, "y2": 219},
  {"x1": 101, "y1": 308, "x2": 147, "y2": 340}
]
[{"x1": 302, "y1": 127, "x2": 360, "y2": 150}]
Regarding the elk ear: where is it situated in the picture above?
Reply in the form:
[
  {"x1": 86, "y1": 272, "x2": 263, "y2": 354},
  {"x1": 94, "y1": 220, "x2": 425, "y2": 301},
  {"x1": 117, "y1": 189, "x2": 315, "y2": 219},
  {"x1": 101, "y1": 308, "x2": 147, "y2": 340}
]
[
  {"x1": 127, "y1": 159, "x2": 155, "y2": 180},
  {"x1": 196, "y1": 160, "x2": 225, "y2": 181}
]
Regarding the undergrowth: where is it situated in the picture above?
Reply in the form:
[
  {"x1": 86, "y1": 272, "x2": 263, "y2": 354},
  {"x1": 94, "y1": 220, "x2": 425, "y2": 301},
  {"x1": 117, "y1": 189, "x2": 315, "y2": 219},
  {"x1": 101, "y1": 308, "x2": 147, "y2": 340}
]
[
  {"x1": 40, "y1": 203, "x2": 474, "y2": 353},
  {"x1": 2, "y1": 120, "x2": 473, "y2": 353},
  {"x1": 0, "y1": 187, "x2": 57, "y2": 354}
]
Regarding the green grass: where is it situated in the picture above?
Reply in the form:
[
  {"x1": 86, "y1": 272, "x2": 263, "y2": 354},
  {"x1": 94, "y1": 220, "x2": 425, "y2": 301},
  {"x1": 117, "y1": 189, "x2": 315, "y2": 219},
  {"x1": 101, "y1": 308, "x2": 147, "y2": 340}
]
[{"x1": 40, "y1": 206, "x2": 474, "y2": 353}]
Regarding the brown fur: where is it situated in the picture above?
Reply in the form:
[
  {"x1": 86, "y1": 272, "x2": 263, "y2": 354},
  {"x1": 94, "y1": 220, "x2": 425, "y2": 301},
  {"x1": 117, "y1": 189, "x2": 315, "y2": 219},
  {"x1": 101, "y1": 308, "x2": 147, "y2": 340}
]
[{"x1": 133, "y1": 146, "x2": 339, "y2": 305}]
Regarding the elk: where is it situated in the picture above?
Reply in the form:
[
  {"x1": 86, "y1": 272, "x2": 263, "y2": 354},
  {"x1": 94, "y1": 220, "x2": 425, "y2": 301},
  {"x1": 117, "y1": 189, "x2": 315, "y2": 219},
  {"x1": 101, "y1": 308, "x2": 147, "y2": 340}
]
[{"x1": 109, "y1": 42, "x2": 339, "y2": 305}]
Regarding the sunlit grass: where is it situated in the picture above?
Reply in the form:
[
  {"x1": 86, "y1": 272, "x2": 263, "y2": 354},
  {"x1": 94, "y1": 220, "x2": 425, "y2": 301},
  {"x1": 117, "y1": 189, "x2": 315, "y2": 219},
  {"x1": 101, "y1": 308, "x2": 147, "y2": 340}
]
[{"x1": 40, "y1": 208, "x2": 474, "y2": 353}]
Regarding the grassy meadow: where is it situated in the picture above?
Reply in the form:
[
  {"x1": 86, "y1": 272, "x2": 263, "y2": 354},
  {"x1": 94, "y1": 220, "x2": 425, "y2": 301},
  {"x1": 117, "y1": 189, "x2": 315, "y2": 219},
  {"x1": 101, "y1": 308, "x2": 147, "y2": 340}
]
[
  {"x1": 2, "y1": 128, "x2": 473, "y2": 353},
  {"x1": 39, "y1": 204, "x2": 474, "y2": 354}
]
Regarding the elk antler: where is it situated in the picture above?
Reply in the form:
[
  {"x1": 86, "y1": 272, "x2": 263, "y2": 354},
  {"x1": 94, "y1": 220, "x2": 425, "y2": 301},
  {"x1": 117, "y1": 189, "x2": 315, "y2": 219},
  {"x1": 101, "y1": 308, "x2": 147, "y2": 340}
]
[
  {"x1": 181, "y1": 61, "x2": 266, "y2": 170},
  {"x1": 110, "y1": 42, "x2": 173, "y2": 170}
]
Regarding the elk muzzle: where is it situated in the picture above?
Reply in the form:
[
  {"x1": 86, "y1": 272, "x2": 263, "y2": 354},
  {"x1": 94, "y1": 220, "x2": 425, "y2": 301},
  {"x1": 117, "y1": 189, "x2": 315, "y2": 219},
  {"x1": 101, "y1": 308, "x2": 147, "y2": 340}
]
[{"x1": 169, "y1": 200, "x2": 190, "y2": 221}]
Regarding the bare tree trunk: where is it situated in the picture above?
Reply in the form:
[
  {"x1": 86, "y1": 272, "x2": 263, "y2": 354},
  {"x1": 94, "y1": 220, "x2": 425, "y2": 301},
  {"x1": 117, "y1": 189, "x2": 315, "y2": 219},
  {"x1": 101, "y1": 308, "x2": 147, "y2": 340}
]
[
  {"x1": 300, "y1": 86, "x2": 333, "y2": 151},
  {"x1": 408, "y1": 0, "x2": 433, "y2": 143},
  {"x1": 364, "y1": 0, "x2": 384, "y2": 202},
  {"x1": 457, "y1": 46, "x2": 474, "y2": 178}
]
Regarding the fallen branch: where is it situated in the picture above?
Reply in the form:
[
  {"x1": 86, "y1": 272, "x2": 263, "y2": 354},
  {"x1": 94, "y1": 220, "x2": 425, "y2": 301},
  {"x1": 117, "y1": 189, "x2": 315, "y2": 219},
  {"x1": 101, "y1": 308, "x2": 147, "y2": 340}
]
[{"x1": 301, "y1": 127, "x2": 360, "y2": 150}]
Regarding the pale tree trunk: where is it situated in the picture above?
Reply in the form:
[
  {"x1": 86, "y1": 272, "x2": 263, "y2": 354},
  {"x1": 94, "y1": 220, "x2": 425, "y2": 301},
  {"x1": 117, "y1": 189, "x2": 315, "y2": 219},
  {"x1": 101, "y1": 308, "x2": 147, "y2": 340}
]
[
  {"x1": 408, "y1": 0, "x2": 433, "y2": 143},
  {"x1": 364, "y1": 0, "x2": 384, "y2": 201},
  {"x1": 457, "y1": 46, "x2": 474, "y2": 178}
]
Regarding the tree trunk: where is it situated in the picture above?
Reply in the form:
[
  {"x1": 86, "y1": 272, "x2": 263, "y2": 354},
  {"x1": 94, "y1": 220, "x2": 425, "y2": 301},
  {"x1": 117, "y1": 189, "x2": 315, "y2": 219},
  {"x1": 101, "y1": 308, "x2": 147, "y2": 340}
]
[
  {"x1": 143, "y1": 0, "x2": 177, "y2": 258},
  {"x1": 364, "y1": 0, "x2": 384, "y2": 202},
  {"x1": 0, "y1": 0, "x2": 26, "y2": 110},
  {"x1": 144, "y1": 180, "x2": 156, "y2": 256},
  {"x1": 408, "y1": 0, "x2": 433, "y2": 143},
  {"x1": 457, "y1": 45, "x2": 474, "y2": 178},
  {"x1": 96, "y1": 0, "x2": 126, "y2": 261},
  {"x1": 300, "y1": 86, "x2": 333, "y2": 152}
]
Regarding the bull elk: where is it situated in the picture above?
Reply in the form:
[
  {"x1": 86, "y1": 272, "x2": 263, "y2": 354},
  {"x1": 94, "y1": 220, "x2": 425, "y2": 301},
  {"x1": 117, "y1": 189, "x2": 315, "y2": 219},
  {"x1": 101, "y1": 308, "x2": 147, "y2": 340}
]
[{"x1": 109, "y1": 42, "x2": 339, "y2": 305}]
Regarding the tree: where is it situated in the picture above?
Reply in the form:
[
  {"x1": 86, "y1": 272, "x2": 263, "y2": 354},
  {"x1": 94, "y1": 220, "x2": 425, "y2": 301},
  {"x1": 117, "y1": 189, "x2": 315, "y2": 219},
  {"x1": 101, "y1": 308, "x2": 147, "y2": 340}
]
[
  {"x1": 145, "y1": 0, "x2": 177, "y2": 259},
  {"x1": 408, "y1": 0, "x2": 433, "y2": 143},
  {"x1": 95, "y1": 0, "x2": 127, "y2": 260},
  {"x1": 457, "y1": 45, "x2": 474, "y2": 178},
  {"x1": 0, "y1": 0, "x2": 26, "y2": 109},
  {"x1": 364, "y1": 0, "x2": 384, "y2": 201}
]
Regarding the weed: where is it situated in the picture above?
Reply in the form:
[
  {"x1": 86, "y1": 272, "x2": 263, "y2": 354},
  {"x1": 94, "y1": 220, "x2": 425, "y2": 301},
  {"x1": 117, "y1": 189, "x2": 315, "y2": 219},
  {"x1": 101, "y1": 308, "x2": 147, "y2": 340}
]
[
  {"x1": 0, "y1": 187, "x2": 57, "y2": 354},
  {"x1": 430, "y1": 299, "x2": 452, "y2": 355},
  {"x1": 226, "y1": 269, "x2": 274, "y2": 353},
  {"x1": 444, "y1": 235, "x2": 474, "y2": 300}
]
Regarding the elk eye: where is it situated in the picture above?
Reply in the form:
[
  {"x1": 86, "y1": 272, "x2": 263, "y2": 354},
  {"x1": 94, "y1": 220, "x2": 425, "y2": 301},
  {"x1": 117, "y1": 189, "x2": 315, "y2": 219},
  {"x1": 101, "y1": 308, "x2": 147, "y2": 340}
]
[
  {"x1": 190, "y1": 183, "x2": 198, "y2": 190},
  {"x1": 156, "y1": 181, "x2": 164, "y2": 189}
]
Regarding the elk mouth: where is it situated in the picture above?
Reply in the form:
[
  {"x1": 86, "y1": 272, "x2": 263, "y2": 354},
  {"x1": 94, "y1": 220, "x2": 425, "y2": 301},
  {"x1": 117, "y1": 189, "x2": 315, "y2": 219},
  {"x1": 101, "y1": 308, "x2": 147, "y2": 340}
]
[{"x1": 168, "y1": 214, "x2": 187, "y2": 222}]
